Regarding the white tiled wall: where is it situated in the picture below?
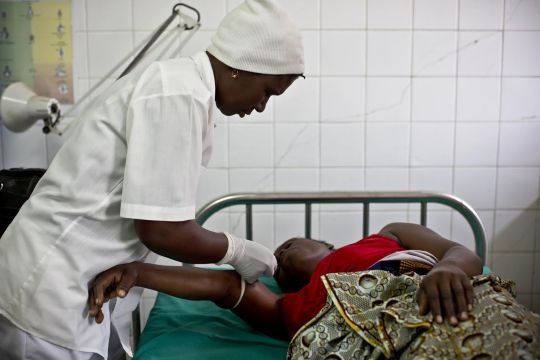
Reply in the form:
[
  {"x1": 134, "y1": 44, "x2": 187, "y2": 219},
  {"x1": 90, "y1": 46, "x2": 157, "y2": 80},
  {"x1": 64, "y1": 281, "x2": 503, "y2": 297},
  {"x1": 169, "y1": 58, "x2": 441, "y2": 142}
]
[{"x1": 1, "y1": 0, "x2": 539, "y2": 315}]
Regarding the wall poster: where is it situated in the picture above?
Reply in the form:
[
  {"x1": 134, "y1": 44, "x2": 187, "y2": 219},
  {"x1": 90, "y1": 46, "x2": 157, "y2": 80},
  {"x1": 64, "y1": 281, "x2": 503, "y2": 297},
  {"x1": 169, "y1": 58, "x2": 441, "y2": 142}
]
[{"x1": 0, "y1": 0, "x2": 73, "y2": 104}]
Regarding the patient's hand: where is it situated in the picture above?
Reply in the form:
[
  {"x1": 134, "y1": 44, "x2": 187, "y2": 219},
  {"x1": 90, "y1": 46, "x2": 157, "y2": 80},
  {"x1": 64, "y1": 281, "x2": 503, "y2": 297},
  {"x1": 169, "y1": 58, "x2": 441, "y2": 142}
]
[
  {"x1": 88, "y1": 262, "x2": 139, "y2": 324},
  {"x1": 417, "y1": 262, "x2": 473, "y2": 326}
]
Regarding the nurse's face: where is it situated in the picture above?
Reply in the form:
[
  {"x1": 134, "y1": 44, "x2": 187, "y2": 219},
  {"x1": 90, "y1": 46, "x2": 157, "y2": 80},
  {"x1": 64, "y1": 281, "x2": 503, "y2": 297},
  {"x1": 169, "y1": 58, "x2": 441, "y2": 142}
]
[
  {"x1": 216, "y1": 71, "x2": 298, "y2": 117},
  {"x1": 273, "y1": 237, "x2": 334, "y2": 293}
]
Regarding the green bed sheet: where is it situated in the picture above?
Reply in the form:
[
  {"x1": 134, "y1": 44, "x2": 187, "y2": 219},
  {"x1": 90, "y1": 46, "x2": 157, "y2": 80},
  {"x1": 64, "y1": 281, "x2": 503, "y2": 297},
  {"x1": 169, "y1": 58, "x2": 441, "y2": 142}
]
[
  {"x1": 134, "y1": 274, "x2": 288, "y2": 360},
  {"x1": 134, "y1": 267, "x2": 492, "y2": 360}
]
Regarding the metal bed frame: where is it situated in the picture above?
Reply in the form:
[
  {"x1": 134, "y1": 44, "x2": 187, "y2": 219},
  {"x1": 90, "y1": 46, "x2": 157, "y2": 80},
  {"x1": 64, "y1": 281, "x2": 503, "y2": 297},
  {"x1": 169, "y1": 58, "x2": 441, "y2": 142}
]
[
  {"x1": 132, "y1": 191, "x2": 487, "y2": 350},
  {"x1": 196, "y1": 191, "x2": 487, "y2": 263}
]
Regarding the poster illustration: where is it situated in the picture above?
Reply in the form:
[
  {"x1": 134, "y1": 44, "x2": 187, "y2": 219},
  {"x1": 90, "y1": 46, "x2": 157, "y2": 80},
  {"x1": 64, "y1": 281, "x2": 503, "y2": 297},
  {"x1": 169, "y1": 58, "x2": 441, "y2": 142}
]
[{"x1": 0, "y1": 0, "x2": 73, "y2": 104}]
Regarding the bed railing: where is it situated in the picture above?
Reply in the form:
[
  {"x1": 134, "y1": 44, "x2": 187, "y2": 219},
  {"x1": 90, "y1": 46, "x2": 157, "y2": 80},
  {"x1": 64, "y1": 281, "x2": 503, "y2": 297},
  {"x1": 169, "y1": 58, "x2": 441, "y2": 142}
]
[
  {"x1": 132, "y1": 191, "x2": 486, "y2": 350},
  {"x1": 196, "y1": 191, "x2": 487, "y2": 264}
]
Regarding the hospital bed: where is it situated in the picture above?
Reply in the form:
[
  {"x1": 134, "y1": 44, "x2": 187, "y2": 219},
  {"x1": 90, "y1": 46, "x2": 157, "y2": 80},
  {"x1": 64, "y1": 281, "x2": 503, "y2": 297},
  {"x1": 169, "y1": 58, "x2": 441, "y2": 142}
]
[{"x1": 131, "y1": 191, "x2": 487, "y2": 360}]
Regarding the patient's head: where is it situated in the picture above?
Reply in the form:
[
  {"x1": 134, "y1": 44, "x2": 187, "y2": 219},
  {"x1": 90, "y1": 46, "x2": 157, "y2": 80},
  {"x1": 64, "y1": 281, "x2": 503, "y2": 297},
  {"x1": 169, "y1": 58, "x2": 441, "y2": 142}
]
[{"x1": 274, "y1": 237, "x2": 334, "y2": 293}]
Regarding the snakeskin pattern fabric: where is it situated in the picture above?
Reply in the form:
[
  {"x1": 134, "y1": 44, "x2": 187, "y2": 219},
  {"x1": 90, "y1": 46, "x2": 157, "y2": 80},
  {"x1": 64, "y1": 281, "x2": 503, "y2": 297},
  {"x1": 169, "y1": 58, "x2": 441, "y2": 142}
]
[{"x1": 288, "y1": 271, "x2": 540, "y2": 360}]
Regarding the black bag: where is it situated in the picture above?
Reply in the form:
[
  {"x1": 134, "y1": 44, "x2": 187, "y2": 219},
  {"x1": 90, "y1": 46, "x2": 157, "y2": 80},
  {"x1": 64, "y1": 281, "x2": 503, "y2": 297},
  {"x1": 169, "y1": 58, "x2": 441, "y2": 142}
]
[{"x1": 0, "y1": 168, "x2": 46, "y2": 236}]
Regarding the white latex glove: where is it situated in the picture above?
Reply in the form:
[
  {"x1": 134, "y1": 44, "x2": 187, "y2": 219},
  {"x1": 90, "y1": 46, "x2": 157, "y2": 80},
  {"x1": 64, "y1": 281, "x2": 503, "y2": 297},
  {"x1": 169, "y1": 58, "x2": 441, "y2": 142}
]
[{"x1": 217, "y1": 232, "x2": 277, "y2": 284}]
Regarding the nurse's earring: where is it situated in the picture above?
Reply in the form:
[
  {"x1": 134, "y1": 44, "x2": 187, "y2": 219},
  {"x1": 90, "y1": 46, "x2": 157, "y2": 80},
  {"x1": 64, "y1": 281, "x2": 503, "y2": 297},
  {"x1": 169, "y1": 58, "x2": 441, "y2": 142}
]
[{"x1": 231, "y1": 69, "x2": 239, "y2": 79}]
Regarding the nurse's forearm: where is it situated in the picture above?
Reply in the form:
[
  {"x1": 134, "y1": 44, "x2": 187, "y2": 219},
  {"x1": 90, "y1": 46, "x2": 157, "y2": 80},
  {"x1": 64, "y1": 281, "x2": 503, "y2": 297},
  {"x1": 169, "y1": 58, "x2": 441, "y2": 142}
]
[
  {"x1": 134, "y1": 219, "x2": 228, "y2": 264},
  {"x1": 135, "y1": 263, "x2": 239, "y2": 306},
  {"x1": 134, "y1": 263, "x2": 286, "y2": 338}
]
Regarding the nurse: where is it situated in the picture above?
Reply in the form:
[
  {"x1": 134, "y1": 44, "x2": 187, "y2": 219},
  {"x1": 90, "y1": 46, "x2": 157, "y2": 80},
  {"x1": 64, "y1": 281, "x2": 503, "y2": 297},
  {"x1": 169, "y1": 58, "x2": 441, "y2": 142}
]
[{"x1": 0, "y1": 0, "x2": 304, "y2": 359}]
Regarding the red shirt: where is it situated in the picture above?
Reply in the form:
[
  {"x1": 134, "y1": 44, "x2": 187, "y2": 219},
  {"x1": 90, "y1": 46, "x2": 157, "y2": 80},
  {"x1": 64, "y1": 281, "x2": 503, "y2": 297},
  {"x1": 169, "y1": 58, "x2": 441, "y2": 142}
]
[{"x1": 280, "y1": 234, "x2": 404, "y2": 338}]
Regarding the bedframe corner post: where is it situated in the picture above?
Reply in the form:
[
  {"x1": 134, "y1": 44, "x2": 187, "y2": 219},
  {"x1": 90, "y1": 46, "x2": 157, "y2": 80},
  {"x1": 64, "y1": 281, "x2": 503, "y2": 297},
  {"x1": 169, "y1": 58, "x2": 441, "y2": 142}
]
[
  {"x1": 363, "y1": 202, "x2": 369, "y2": 238},
  {"x1": 246, "y1": 204, "x2": 253, "y2": 240},
  {"x1": 420, "y1": 202, "x2": 427, "y2": 226},
  {"x1": 305, "y1": 203, "x2": 312, "y2": 239}
]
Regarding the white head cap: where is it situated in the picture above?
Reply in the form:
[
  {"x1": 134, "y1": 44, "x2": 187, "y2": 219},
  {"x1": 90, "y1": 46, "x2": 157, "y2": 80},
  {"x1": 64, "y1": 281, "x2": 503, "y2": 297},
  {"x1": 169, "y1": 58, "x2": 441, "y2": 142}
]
[{"x1": 207, "y1": 0, "x2": 305, "y2": 75}]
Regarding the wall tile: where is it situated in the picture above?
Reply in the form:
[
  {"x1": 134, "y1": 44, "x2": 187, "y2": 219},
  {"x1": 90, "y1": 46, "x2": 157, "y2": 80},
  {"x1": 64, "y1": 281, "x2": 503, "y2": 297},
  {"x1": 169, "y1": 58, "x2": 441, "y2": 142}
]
[
  {"x1": 493, "y1": 210, "x2": 537, "y2": 252},
  {"x1": 450, "y1": 213, "x2": 476, "y2": 250},
  {"x1": 366, "y1": 123, "x2": 410, "y2": 166},
  {"x1": 503, "y1": 31, "x2": 540, "y2": 76},
  {"x1": 458, "y1": 31, "x2": 502, "y2": 76},
  {"x1": 456, "y1": 78, "x2": 500, "y2": 121},
  {"x1": 369, "y1": 211, "x2": 409, "y2": 235},
  {"x1": 533, "y1": 295, "x2": 540, "y2": 314},
  {"x1": 132, "y1": 0, "x2": 183, "y2": 31},
  {"x1": 365, "y1": 168, "x2": 409, "y2": 190},
  {"x1": 86, "y1": 0, "x2": 133, "y2": 31},
  {"x1": 320, "y1": 211, "x2": 365, "y2": 248},
  {"x1": 320, "y1": 168, "x2": 364, "y2": 191},
  {"x1": 195, "y1": 168, "x2": 228, "y2": 209},
  {"x1": 410, "y1": 123, "x2": 454, "y2": 166},
  {"x1": 45, "y1": 133, "x2": 65, "y2": 164},
  {"x1": 301, "y1": 31, "x2": 320, "y2": 76},
  {"x1": 2, "y1": 125, "x2": 47, "y2": 168},
  {"x1": 72, "y1": 32, "x2": 88, "y2": 79},
  {"x1": 366, "y1": 77, "x2": 411, "y2": 122},
  {"x1": 275, "y1": 169, "x2": 319, "y2": 191},
  {"x1": 321, "y1": 123, "x2": 364, "y2": 166},
  {"x1": 455, "y1": 122, "x2": 498, "y2": 166},
  {"x1": 229, "y1": 212, "x2": 275, "y2": 249},
  {"x1": 367, "y1": 31, "x2": 411, "y2": 75},
  {"x1": 477, "y1": 210, "x2": 495, "y2": 258},
  {"x1": 516, "y1": 293, "x2": 533, "y2": 309},
  {"x1": 132, "y1": 30, "x2": 183, "y2": 66},
  {"x1": 367, "y1": 0, "x2": 413, "y2": 29},
  {"x1": 505, "y1": 0, "x2": 540, "y2": 30},
  {"x1": 229, "y1": 124, "x2": 273, "y2": 167},
  {"x1": 501, "y1": 78, "x2": 540, "y2": 122},
  {"x1": 277, "y1": 0, "x2": 319, "y2": 30},
  {"x1": 200, "y1": 213, "x2": 229, "y2": 233},
  {"x1": 275, "y1": 77, "x2": 319, "y2": 123},
  {"x1": 71, "y1": 0, "x2": 87, "y2": 32},
  {"x1": 413, "y1": 31, "x2": 457, "y2": 76},
  {"x1": 229, "y1": 169, "x2": 274, "y2": 193},
  {"x1": 409, "y1": 167, "x2": 453, "y2": 194},
  {"x1": 178, "y1": 30, "x2": 214, "y2": 57},
  {"x1": 414, "y1": 0, "x2": 458, "y2": 29},
  {"x1": 275, "y1": 124, "x2": 319, "y2": 167},
  {"x1": 459, "y1": 0, "x2": 503, "y2": 30},
  {"x1": 321, "y1": 77, "x2": 365, "y2": 122},
  {"x1": 411, "y1": 77, "x2": 455, "y2": 121},
  {"x1": 412, "y1": 210, "x2": 453, "y2": 239},
  {"x1": 496, "y1": 167, "x2": 540, "y2": 209},
  {"x1": 492, "y1": 252, "x2": 533, "y2": 293},
  {"x1": 534, "y1": 252, "x2": 540, "y2": 293},
  {"x1": 87, "y1": 32, "x2": 134, "y2": 78},
  {"x1": 321, "y1": 31, "x2": 365, "y2": 75},
  {"x1": 321, "y1": 0, "x2": 366, "y2": 29},
  {"x1": 499, "y1": 122, "x2": 540, "y2": 166},
  {"x1": 454, "y1": 167, "x2": 497, "y2": 210},
  {"x1": 275, "y1": 213, "x2": 321, "y2": 246}
]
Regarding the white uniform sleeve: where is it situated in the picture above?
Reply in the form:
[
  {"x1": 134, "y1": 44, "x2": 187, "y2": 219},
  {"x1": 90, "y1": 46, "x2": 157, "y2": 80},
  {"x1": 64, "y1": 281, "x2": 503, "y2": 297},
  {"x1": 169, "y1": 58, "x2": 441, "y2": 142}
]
[{"x1": 120, "y1": 88, "x2": 204, "y2": 221}]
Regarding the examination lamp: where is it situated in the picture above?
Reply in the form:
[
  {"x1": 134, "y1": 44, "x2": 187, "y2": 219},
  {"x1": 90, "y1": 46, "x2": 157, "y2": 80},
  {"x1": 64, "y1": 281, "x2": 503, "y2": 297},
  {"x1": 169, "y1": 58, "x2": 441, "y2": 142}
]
[{"x1": 0, "y1": 82, "x2": 61, "y2": 134}]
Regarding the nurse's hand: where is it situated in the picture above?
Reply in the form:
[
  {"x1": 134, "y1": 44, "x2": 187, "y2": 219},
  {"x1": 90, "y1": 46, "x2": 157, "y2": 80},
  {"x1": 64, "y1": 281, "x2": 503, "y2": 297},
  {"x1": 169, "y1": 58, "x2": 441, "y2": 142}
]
[
  {"x1": 88, "y1": 262, "x2": 139, "y2": 324},
  {"x1": 417, "y1": 262, "x2": 473, "y2": 326},
  {"x1": 219, "y1": 233, "x2": 277, "y2": 284}
]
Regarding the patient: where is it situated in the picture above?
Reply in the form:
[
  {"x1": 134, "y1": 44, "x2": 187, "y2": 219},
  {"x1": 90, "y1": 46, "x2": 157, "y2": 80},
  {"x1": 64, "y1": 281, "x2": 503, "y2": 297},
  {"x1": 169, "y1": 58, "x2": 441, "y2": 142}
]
[{"x1": 89, "y1": 223, "x2": 540, "y2": 358}]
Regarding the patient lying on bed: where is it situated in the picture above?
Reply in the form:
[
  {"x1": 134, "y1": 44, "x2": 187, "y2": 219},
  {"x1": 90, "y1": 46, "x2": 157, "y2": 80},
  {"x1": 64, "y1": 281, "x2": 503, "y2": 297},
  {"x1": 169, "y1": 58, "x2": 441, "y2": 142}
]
[{"x1": 88, "y1": 222, "x2": 540, "y2": 358}]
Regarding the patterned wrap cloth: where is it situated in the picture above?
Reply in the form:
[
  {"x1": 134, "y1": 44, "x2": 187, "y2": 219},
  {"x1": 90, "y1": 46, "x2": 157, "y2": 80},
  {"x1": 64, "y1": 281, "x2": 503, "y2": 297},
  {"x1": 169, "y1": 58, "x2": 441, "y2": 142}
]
[{"x1": 287, "y1": 266, "x2": 540, "y2": 360}]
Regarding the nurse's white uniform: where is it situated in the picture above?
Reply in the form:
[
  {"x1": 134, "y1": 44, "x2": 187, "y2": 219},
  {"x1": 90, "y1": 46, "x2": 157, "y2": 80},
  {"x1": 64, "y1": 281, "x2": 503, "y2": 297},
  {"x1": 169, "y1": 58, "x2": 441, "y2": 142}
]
[{"x1": 0, "y1": 51, "x2": 216, "y2": 359}]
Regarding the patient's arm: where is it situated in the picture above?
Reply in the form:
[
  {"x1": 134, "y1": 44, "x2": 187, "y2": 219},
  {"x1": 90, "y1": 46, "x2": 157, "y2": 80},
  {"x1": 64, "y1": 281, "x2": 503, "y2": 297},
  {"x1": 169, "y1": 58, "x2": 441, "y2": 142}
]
[
  {"x1": 379, "y1": 222, "x2": 483, "y2": 325},
  {"x1": 88, "y1": 263, "x2": 286, "y2": 338}
]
